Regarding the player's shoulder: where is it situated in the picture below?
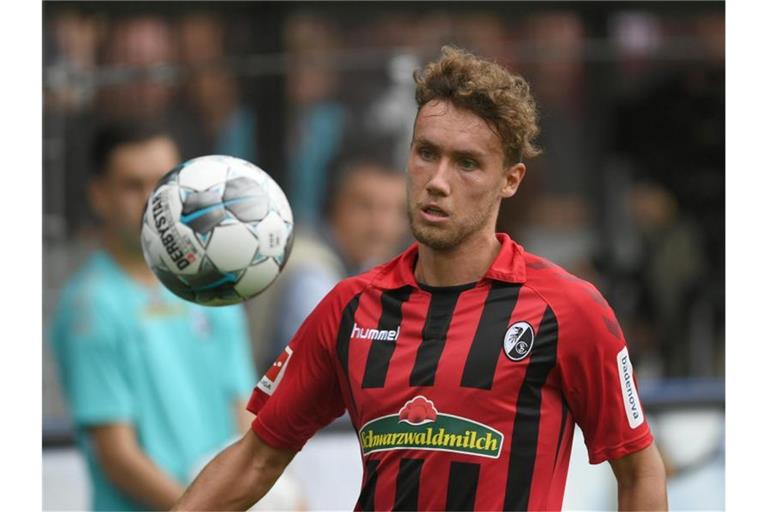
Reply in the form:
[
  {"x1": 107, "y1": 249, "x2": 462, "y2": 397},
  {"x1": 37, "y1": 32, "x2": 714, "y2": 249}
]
[
  {"x1": 56, "y1": 252, "x2": 124, "y2": 316},
  {"x1": 522, "y1": 250, "x2": 611, "y2": 322},
  {"x1": 328, "y1": 266, "x2": 381, "y2": 302},
  {"x1": 522, "y1": 251, "x2": 627, "y2": 356},
  {"x1": 51, "y1": 253, "x2": 129, "y2": 347}
]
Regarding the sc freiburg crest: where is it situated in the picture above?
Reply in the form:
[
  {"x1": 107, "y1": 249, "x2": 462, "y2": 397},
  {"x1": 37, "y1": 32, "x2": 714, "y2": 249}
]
[{"x1": 503, "y1": 321, "x2": 535, "y2": 361}]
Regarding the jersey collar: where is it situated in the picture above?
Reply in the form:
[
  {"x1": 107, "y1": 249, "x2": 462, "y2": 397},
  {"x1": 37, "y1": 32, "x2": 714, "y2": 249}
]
[{"x1": 373, "y1": 233, "x2": 528, "y2": 289}]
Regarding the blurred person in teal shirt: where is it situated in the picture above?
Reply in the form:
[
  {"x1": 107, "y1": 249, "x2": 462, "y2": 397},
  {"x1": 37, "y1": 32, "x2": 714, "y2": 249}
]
[{"x1": 50, "y1": 121, "x2": 256, "y2": 511}]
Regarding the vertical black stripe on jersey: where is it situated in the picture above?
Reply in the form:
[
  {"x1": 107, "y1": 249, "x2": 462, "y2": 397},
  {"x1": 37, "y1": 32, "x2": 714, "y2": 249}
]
[
  {"x1": 445, "y1": 461, "x2": 481, "y2": 511},
  {"x1": 393, "y1": 457, "x2": 424, "y2": 511},
  {"x1": 461, "y1": 282, "x2": 522, "y2": 389},
  {"x1": 553, "y1": 395, "x2": 569, "y2": 472},
  {"x1": 356, "y1": 459, "x2": 380, "y2": 512},
  {"x1": 336, "y1": 294, "x2": 362, "y2": 417},
  {"x1": 362, "y1": 286, "x2": 412, "y2": 388},
  {"x1": 503, "y1": 306, "x2": 559, "y2": 511},
  {"x1": 410, "y1": 290, "x2": 463, "y2": 387}
]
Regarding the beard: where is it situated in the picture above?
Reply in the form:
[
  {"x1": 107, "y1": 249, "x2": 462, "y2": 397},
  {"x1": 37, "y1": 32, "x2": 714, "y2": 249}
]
[{"x1": 407, "y1": 191, "x2": 498, "y2": 251}]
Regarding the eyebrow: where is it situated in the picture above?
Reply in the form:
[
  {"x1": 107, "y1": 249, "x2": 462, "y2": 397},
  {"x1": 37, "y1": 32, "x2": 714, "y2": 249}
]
[{"x1": 412, "y1": 137, "x2": 485, "y2": 161}]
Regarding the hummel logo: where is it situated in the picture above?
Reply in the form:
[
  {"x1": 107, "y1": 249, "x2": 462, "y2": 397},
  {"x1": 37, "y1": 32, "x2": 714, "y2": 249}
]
[{"x1": 351, "y1": 323, "x2": 400, "y2": 342}]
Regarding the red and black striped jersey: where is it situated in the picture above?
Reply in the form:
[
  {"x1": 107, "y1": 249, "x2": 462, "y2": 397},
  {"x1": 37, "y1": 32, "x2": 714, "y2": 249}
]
[{"x1": 247, "y1": 233, "x2": 653, "y2": 511}]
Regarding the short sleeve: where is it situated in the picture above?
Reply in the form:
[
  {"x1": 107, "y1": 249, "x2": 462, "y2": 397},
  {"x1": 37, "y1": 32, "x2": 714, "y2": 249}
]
[
  {"x1": 213, "y1": 304, "x2": 257, "y2": 401},
  {"x1": 557, "y1": 287, "x2": 654, "y2": 464},
  {"x1": 247, "y1": 286, "x2": 348, "y2": 452},
  {"x1": 50, "y1": 292, "x2": 135, "y2": 426}
]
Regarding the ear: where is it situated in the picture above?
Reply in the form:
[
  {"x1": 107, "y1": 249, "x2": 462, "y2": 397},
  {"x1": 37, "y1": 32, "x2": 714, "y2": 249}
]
[{"x1": 500, "y1": 162, "x2": 526, "y2": 199}]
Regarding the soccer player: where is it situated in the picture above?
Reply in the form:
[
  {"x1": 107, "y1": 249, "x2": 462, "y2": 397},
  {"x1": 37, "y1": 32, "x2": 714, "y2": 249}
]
[
  {"x1": 50, "y1": 122, "x2": 257, "y2": 511},
  {"x1": 174, "y1": 47, "x2": 667, "y2": 511}
]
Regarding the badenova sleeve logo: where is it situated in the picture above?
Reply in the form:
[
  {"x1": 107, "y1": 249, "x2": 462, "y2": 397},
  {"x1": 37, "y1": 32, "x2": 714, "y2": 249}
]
[
  {"x1": 617, "y1": 347, "x2": 644, "y2": 429},
  {"x1": 256, "y1": 346, "x2": 293, "y2": 396},
  {"x1": 503, "y1": 321, "x2": 535, "y2": 361},
  {"x1": 359, "y1": 396, "x2": 504, "y2": 459}
]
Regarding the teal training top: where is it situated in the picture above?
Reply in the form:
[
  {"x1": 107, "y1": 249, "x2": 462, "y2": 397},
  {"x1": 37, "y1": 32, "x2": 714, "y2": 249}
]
[{"x1": 50, "y1": 251, "x2": 256, "y2": 511}]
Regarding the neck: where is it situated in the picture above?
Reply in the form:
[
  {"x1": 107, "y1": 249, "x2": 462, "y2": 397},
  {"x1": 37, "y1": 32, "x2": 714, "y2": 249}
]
[
  {"x1": 414, "y1": 231, "x2": 500, "y2": 287},
  {"x1": 103, "y1": 233, "x2": 157, "y2": 286}
]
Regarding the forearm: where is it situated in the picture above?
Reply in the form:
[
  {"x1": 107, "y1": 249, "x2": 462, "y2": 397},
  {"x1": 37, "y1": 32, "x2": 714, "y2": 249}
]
[
  {"x1": 617, "y1": 473, "x2": 668, "y2": 511},
  {"x1": 174, "y1": 431, "x2": 290, "y2": 511},
  {"x1": 611, "y1": 443, "x2": 668, "y2": 511},
  {"x1": 99, "y1": 446, "x2": 184, "y2": 510}
]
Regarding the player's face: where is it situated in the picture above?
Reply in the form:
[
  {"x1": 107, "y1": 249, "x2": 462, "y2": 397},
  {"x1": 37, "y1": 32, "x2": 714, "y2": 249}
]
[
  {"x1": 91, "y1": 136, "x2": 179, "y2": 252},
  {"x1": 407, "y1": 100, "x2": 525, "y2": 250}
]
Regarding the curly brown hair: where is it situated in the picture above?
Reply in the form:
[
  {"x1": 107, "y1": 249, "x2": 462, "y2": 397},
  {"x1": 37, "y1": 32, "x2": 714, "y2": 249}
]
[{"x1": 414, "y1": 46, "x2": 541, "y2": 165}]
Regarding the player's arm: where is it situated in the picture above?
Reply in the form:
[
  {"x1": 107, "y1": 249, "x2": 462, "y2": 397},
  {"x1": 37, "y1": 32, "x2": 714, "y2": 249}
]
[
  {"x1": 88, "y1": 423, "x2": 185, "y2": 510},
  {"x1": 172, "y1": 428, "x2": 295, "y2": 511},
  {"x1": 177, "y1": 280, "x2": 350, "y2": 510},
  {"x1": 550, "y1": 278, "x2": 667, "y2": 510},
  {"x1": 609, "y1": 442, "x2": 668, "y2": 511}
]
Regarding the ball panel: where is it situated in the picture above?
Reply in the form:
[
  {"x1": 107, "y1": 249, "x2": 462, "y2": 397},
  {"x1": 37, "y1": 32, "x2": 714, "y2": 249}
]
[
  {"x1": 183, "y1": 207, "x2": 227, "y2": 235},
  {"x1": 153, "y1": 266, "x2": 197, "y2": 302},
  {"x1": 223, "y1": 177, "x2": 269, "y2": 222},
  {"x1": 227, "y1": 159, "x2": 268, "y2": 185},
  {"x1": 181, "y1": 188, "x2": 222, "y2": 215},
  {"x1": 178, "y1": 255, "x2": 224, "y2": 286},
  {"x1": 274, "y1": 227, "x2": 294, "y2": 269},
  {"x1": 165, "y1": 184, "x2": 183, "y2": 221},
  {"x1": 178, "y1": 159, "x2": 229, "y2": 191},
  {"x1": 206, "y1": 223, "x2": 259, "y2": 272},
  {"x1": 235, "y1": 259, "x2": 280, "y2": 297},
  {"x1": 255, "y1": 211, "x2": 289, "y2": 257},
  {"x1": 141, "y1": 223, "x2": 164, "y2": 268},
  {"x1": 180, "y1": 188, "x2": 226, "y2": 234},
  {"x1": 265, "y1": 178, "x2": 293, "y2": 224},
  {"x1": 194, "y1": 230, "x2": 213, "y2": 249}
]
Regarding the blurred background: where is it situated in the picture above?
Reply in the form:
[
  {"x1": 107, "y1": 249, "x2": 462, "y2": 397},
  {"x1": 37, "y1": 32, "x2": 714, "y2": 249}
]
[{"x1": 43, "y1": 1, "x2": 724, "y2": 510}]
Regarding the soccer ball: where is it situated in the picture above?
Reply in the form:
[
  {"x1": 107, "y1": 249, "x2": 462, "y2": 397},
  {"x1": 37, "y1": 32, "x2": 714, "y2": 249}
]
[{"x1": 140, "y1": 155, "x2": 294, "y2": 306}]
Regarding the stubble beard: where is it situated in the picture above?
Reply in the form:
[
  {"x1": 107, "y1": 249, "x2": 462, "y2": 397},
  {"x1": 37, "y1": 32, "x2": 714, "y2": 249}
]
[{"x1": 407, "y1": 193, "x2": 498, "y2": 251}]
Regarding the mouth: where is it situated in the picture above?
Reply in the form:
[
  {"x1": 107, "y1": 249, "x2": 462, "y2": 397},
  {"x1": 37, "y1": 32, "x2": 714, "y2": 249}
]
[{"x1": 419, "y1": 204, "x2": 450, "y2": 223}]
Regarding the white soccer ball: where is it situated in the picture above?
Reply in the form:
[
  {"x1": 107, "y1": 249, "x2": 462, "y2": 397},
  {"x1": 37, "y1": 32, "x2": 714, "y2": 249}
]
[{"x1": 141, "y1": 155, "x2": 294, "y2": 306}]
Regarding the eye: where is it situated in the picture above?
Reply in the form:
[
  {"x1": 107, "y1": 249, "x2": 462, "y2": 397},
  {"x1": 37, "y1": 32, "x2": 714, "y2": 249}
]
[
  {"x1": 458, "y1": 158, "x2": 478, "y2": 171},
  {"x1": 418, "y1": 147, "x2": 436, "y2": 161}
]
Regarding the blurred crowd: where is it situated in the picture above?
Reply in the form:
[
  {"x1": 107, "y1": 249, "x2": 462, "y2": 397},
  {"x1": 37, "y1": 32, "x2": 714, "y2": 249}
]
[{"x1": 44, "y1": 3, "x2": 724, "y2": 420}]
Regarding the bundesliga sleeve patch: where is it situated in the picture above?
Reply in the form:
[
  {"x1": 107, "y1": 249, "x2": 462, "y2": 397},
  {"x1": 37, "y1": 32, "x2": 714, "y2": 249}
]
[
  {"x1": 257, "y1": 346, "x2": 293, "y2": 396},
  {"x1": 616, "y1": 347, "x2": 644, "y2": 429}
]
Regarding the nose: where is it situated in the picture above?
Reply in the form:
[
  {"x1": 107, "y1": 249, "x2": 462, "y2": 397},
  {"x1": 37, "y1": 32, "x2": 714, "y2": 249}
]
[{"x1": 425, "y1": 157, "x2": 451, "y2": 197}]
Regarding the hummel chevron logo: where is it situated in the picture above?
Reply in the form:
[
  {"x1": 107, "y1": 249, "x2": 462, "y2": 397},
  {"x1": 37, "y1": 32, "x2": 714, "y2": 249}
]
[{"x1": 351, "y1": 322, "x2": 400, "y2": 342}]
